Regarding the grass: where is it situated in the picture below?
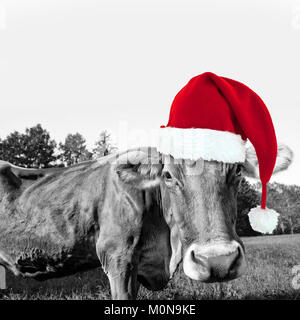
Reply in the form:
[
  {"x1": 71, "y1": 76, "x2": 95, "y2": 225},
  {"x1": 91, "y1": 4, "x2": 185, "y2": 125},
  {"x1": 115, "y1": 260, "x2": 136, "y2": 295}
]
[{"x1": 1, "y1": 234, "x2": 300, "y2": 300}]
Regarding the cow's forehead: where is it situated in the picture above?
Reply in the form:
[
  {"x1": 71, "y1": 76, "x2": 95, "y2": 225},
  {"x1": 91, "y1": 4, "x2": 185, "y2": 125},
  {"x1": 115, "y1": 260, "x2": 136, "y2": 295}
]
[
  {"x1": 162, "y1": 156, "x2": 236, "y2": 177},
  {"x1": 183, "y1": 159, "x2": 205, "y2": 176}
]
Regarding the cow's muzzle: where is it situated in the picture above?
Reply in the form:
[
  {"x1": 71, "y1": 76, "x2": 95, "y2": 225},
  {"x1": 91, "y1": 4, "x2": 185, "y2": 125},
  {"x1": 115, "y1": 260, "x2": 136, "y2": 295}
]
[{"x1": 183, "y1": 240, "x2": 246, "y2": 282}]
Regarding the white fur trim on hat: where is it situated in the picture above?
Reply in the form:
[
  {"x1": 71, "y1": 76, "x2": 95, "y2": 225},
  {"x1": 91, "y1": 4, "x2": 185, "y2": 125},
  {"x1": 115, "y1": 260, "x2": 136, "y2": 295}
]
[
  {"x1": 156, "y1": 127, "x2": 246, "y2": 163},
  {"x1": 248, "y1": 206, "x2": 279, "y2": 234}
]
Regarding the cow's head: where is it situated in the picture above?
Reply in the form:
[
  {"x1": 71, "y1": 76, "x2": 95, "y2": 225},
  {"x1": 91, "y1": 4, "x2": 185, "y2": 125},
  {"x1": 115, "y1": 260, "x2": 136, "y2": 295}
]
[{"x1": 114, "y1": 144, "x2": 293, "y2": 285}]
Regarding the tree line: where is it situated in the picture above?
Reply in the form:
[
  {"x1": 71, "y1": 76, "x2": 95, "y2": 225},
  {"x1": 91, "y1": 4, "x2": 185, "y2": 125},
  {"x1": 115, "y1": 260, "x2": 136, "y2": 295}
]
[
  {"x1": 237, "y1": 179, "x2": 300, "y2": 236},
  {"x1": 0, "y1": 124, "x2": 116, "y2": 168}
]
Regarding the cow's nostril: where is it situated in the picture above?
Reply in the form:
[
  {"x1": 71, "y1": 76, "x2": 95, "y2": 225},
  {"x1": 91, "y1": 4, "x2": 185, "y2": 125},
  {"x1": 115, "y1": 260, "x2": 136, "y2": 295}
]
[
  {"x1": 233, "y1": 246, "x2": 241, "y2": 265},
  {"x1": 190, "y1": 250, "x2": 200, "y2": 264},
  {"x1": 228, "y1": 246, "x2": 243, "y2": 276},
  {"x1": 190, "y1": 250, "x2": 197, "y2": 262},
  {"x1": 183, "y1": 249, "x2": 211, "y2": 281},
  {"x1": 191, "y1": 250, "x2": 207, "y2": 267},
  {"x1": 208, "y1": 247, "x2": 243, "y2": 281}
]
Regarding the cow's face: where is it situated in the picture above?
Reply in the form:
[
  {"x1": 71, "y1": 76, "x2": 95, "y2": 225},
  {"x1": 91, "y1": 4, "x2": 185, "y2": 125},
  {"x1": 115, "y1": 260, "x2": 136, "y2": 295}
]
[
  {"x1": 115, "y1": 144, "x2": 293, "y2": 283},
  {"x1": 160, "y1": 157, "x2": 245, "y2": 282}
]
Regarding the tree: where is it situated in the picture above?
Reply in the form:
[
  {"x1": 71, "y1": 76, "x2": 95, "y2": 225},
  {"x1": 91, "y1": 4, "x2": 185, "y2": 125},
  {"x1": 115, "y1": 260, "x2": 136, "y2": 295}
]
[
  {"x1": 78, "y1": 149, "x2": 93, "y2": 163},
  {"x1": 236, "y1": 178, "x2": 260, "y2": 236},
  {"x1": 265, "y1": 182, "x2": 300, "y2": 234},
  {"x1": 59, "y1": 133, "x2": 89, "y2": 166},
  {"x1": 0, "y1": 125, "x2": 57, "y2": 168},
  {"x1": 250, "y1": 182, "x2": 300, "y2": 235},
  {"x1": 93, "y1": 130, "x2": 116, "y2": 158},
  {"x1": 23, "y1": 124, "x2": 57, "y2": 168},
  {"x1": 0, "y1": 131, "x2": 28, "y2": 166}
]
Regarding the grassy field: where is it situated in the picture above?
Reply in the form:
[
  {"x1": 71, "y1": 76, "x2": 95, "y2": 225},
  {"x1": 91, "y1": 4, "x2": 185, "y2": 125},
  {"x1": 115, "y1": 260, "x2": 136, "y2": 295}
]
[{"x1": 1, "y1": 234, "x2": 300, "y2": 300}]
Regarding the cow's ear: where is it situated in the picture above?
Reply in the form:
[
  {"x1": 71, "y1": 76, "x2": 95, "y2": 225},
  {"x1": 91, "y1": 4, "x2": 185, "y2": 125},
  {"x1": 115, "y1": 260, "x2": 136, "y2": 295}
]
[
  {"x1": 113, "y1": 149, "x2": 163, "y2": 190},
  {"x1": 242, "y1": 143, "x2": 293, "y2": 179},
  {"x1": 0, "y1": 164, "x2": 22, "y2": 188}
]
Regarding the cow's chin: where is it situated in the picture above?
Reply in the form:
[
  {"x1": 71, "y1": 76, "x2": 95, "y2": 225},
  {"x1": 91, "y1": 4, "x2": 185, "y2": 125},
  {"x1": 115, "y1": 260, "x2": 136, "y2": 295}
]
[
  {"x1": 182, "y1": 241, "x2": 247, "y2": 283},
  {"x1": 137, "y1": 273, "x2": 170, "y2": 291}
]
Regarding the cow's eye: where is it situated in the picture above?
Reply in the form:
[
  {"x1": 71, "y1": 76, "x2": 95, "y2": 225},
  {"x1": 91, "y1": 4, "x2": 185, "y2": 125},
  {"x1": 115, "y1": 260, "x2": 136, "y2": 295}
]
[
  {"x1": 236, "y1": 164, "x2": 242, "y2": 176},
  {"x1": 163, "y1": 171, "x2": 172, "y2": 181},
  {"x1": 163, "y1": 171, "x2": 174, "y2": 187}
]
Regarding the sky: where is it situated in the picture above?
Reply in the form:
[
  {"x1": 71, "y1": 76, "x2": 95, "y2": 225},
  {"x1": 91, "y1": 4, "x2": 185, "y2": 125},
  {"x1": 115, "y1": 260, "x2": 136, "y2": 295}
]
[{"x1": 0, "y1": 0, "x2": 299, "y2": 185}]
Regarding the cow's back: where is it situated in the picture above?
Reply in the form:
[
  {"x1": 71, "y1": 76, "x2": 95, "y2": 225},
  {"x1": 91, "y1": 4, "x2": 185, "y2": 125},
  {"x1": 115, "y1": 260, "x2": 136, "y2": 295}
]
[{"x1": 0, "y1": 160, "x2": 110, "y2": 279}]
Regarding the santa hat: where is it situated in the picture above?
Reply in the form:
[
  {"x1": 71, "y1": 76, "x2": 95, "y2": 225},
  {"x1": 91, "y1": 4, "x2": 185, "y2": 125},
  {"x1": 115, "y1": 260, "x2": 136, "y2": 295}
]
[{"x1": 157, "y1": 72, "x2": 279, "y2": 234}]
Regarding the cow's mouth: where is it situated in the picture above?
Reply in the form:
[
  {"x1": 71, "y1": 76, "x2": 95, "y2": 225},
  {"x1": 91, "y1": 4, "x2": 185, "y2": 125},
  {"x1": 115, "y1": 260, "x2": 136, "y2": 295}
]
[{"x1": 137, "y1": 273, "x2": 169, "y2": 291}]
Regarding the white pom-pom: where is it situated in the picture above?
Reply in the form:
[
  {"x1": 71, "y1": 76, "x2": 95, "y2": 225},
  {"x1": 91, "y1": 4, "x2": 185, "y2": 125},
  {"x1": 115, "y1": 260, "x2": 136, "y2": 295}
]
[{"x1": 248, "y1": 206, "x2": 279, "y2": 234}]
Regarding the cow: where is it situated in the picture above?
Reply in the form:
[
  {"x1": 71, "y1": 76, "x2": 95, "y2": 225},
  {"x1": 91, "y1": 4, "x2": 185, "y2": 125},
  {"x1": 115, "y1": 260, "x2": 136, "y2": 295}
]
[{"x1": 0, "y1": 144, "x2": 293, "y2": 299}]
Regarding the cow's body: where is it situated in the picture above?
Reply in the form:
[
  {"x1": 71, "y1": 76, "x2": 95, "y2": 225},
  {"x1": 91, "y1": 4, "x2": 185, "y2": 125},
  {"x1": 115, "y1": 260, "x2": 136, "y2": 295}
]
[
  {"x1": 0, "y1": 156, "x2": 172, "y2": 290},
  {"x1": 0, "y1": 145, "x2": 293, "y2": 299},
  {"x1": 0, "y1": 161, "x2": 101, "y2": 279}
]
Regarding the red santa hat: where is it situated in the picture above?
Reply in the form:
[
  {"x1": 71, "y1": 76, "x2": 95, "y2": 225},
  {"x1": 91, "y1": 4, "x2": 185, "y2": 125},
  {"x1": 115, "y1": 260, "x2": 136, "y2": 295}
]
[{"x1": 157, "y1": 72, "x2": 279, "y2": 234}]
